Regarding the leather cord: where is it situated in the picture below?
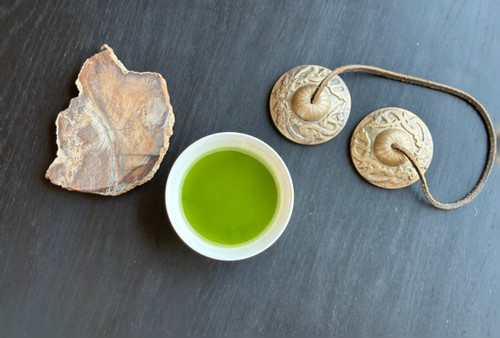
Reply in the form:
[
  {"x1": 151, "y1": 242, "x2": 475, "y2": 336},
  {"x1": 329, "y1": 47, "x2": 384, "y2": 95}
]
[{"x1": 313, "y1": 64, "x2": 497, "y2": 210}]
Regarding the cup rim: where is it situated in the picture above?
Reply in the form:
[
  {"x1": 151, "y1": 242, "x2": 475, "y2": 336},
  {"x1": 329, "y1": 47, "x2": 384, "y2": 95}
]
[{"x1": 165, "y1": 132, "x2": 294, "y2": 261}]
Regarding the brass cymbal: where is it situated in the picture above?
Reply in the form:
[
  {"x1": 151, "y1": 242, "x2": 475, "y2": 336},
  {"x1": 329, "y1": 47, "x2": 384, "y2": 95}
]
[
  {"x1": 350, "y1": 107, "x2": 433, "y2": 189},
  {"x1": 269, "y1": 65, "x2": 351, "y2": 145}
]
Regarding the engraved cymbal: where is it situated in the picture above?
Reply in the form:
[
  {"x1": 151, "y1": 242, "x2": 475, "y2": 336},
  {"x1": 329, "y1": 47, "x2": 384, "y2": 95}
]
[
  {"x1": 269, "y1": 65, "x2": 351, "y2": 145},
  {"x1": 350, "y1": 107, "x2": 433, "y2": 189}
]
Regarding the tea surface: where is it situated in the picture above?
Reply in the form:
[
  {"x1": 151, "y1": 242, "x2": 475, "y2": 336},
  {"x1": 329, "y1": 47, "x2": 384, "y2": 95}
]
[{"x1": 181, "y1": 149, "x2": 278, "y2": 245}]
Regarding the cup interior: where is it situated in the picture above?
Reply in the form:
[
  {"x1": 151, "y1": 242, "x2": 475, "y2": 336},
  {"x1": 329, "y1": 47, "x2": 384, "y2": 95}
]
[{"x1": 165, "y1": 132, "x2": 294, "y2": 261}]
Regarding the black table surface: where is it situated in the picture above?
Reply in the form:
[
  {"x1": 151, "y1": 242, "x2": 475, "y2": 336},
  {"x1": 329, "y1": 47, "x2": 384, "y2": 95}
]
[{"x1": 1, "y1": 0, "x2": 499, "y2": 336}]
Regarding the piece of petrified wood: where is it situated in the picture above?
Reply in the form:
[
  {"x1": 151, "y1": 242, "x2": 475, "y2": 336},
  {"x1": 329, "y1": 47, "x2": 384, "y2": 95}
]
[{"x1": 46, "y1": 45, "x2": 174, "y2": 196}]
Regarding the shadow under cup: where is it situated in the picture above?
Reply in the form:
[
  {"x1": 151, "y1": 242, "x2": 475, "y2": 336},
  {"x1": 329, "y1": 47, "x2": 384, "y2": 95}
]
[{"x1": 165, "y1": 132, "x2": 294, "y2": 261}]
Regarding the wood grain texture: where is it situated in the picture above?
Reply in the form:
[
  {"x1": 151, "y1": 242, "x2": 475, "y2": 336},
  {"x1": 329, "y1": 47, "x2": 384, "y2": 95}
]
[
  {"x1": 46, "y1": 44, "x2": 174, "y2": 196},
  {"x1": 0, "y1": 0, "x2": 499, "y2": 336}
]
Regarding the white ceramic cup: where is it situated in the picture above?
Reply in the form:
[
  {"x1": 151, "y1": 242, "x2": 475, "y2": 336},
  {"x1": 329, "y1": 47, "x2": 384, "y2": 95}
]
[{"x1": 165, "y1": 132, "x2": 294, "y2": 261}]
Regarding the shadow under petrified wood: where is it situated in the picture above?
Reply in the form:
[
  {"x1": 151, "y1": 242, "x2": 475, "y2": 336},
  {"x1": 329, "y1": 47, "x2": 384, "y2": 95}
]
[{"x1": 46, "y1": 44, "x2": 175, "y2": 196}]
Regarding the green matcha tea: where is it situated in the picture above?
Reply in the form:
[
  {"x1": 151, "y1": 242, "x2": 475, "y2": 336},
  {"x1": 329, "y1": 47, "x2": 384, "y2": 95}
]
[{"x1": 181, "y1": 148, "x2": 278, "y2": 245}]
